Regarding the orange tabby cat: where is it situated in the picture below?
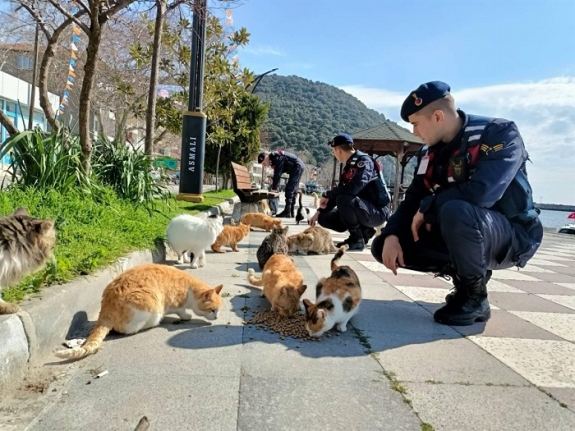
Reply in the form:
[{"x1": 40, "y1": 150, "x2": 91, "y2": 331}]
[
  {"x1": 55, "y1": 263, "x2": 223, "y2": 360},
  {"x1": 303, "y1": 246, "x2": 362, "y2": 337},
  {"x1": 247, "y1": 254, "x2": 307, "y2": 317},
  {"x1": 211, "y1": 221, "x2": 250, "y2": 253},
  {"x1": 240, "y1": 212, "x2": 282, "y2": 232}
]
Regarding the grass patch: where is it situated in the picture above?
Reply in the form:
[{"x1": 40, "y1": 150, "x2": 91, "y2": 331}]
[{"x1": 1, "y1": 187, "x2": 236, "y2": 303}]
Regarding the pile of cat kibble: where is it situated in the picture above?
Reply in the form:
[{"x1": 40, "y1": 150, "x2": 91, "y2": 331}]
[{"x1": 244, "y1": 310, "x2": 322, "y2": 341}]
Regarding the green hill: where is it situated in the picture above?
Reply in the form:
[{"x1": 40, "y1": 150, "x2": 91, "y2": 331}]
[{"x1": 253, "y1": 74, "x2": 388, "y2": 166}]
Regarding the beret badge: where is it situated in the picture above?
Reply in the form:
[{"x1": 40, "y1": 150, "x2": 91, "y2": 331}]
[{"x1": 412, "y1": 92, "x2": 423, "y2": 106}]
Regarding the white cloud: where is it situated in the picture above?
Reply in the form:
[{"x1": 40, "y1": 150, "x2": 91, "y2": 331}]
[
  {"x1": 340, "y1": 78, "x2": 575, "y2": 206},
  {"x1": 242, "y1": 45, "x2": 285, "y2": 56}
]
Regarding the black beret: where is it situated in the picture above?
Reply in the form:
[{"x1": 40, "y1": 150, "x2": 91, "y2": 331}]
[
  {"x1": 257, "y1": 152, "x2": 266, "y2": 163},
  {"x1": 330, "y1": 133, "x2": 354, "y2": 147},
  {"x1": 400, "y1": 81, "x2": 451, "y2": 122}
]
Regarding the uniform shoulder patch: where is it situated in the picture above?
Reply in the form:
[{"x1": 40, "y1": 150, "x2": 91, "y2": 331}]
[
  {"x1": 357, "y1": 160, "x2": 366, "y2": 168},
  {"x1": 480, "y1": 143, "x2": 504, "y2": 155}
]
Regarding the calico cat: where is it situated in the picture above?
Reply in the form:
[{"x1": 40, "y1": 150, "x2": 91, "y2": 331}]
[
  {"x1": 287, "y1": 226, "x2": 338, "y2": 255},
  {"x1": 240, "y1": 212, "x2": 282, "y2": 232},
  {"x1": 247, "y1": 254, "x2": 307, "y2": 317},
  {"x1": 211, "y1": 221, "x2": 250, "y2": 253},
  {"x1": 0, "y1": 207, "x2": 56, "y2": 315},
  {"x1": 295, "y1": 190, "x2": 317, "y2": 225},
  {"x1": 256, "y1": 225, "x2": 289, "y2": 269},
  {"x1": 166, "y1": 214, "x2": 224, "y2": 269},
  {"x1": 303, "y1": 246, "x2": 362, "y2": 337},
  {"x1": 55, "y1": 263, "x2": 224, "y2": 360}
]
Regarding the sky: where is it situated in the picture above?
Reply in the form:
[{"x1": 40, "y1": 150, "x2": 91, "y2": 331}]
[{"x1": 215, "y1": 0, "x2": 575, "y2": 205}]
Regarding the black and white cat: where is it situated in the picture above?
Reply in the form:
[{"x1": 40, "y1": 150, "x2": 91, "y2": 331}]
[{"x1": 295, "y1": 190, "x2": 317, "y2": 225}]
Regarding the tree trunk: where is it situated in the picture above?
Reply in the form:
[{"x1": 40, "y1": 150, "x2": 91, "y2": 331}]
[
  {"x1": 0, "y1": 109, "x2": 19, "y2": 137},
  {"x1": 38, "y1": 36, "x2": 60, "y2": 130},
  {"x1": 215, "y1": 144, "x2": 222, "y2": 192},
  {"x1": 78, "y1": 19, "x2": 103, "y2": 174},
  {"x1": 145, "y1": 0, "x2": 167, "y2": 157}
]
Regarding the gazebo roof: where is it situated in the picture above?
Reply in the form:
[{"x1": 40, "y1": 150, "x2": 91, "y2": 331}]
[{"x1": 352, "y1": 121, "x2": 424, "y2": 157}]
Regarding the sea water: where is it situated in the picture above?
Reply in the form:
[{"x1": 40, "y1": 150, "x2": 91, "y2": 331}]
[{"x1": 538, "y1": 210, "x2": 574, "y2": 230}]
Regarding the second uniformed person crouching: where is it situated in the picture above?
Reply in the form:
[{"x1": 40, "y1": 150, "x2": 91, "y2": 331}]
[{"x1": 309, "y1": 133, "x2": 391, "y2": 251}]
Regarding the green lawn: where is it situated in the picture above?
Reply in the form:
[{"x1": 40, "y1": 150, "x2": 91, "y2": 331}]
[{"x1": 0, "y1": 188, "x2": 236, "y2": 303}]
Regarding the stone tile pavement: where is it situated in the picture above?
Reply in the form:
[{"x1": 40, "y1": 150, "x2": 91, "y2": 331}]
[{"x1": 2, "y1": 195, "x2": 575, "y2": 431}]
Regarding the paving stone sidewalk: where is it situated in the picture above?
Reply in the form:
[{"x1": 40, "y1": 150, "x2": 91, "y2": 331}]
[{"x1": 2, "y1": 195, "x2": 575, "y2": 431}]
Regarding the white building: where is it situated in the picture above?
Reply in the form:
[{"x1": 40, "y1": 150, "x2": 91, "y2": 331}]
[{"x1": 0, "y1": 71, "x2": 59, "y2": 165}]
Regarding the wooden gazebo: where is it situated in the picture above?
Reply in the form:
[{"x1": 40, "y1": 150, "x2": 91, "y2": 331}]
[{"x1": 334, "y1": 121, "x2": 424, "y2": 211}]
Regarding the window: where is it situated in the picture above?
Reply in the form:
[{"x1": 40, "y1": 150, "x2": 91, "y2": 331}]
[{"x1": 17, "y1": 55, "x2": 33, "y2": 70}]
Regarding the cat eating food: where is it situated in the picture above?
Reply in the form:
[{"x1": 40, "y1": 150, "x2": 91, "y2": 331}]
[
  {"x1": 166, "y1": 214, "x2": 224, "y2": 269},
  {"x1": 303, "y1": 246, "x2": 362, "y2": 337},
  {"x1": 0, "y1": 207, "x2": 56, "y2": 315},
  {"x1": 287, "y1": 226, "x2": 338, "y2": 255},
  {"x1": 211, "y1": 221, "x2": 250, "y2": 253},
  {"x1": 240, "y1": 212, "x2": 282, "y2": 232},
  {"x1": 55, "y1": 263, "x2": 224, "y2": 360},
  {"x1": 295, "y1": 190, "x2": 317, "y2": 225},
  {"x1": 256, "y1": 225, "x2": 289, "y2": 269},
  {"x1": 247, "y1": 254, "x2": 307, "y2": 317}
]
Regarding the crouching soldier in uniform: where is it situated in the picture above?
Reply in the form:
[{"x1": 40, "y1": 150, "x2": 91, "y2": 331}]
[
  {"x1": 371, "y1": 81, "x2": 543, "y2": 326},
  {"x1": 309, "y1": 133, "x2": 391, "y2": 251},
  {"x1": 258, "y1": 150, "x2": 305, "y2": 218}
]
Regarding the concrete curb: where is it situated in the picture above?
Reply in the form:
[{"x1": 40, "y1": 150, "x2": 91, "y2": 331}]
[{"x1": 0, "y1": 195, "x2": 239, "y2": 395}]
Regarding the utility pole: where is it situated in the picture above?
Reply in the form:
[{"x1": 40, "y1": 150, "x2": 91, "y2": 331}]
[
  {"x1": 249, "y1": 67, "x2": 278, "y2": 94},
  {"x1": 177, "y1": 0, "x2": 208, "y2": 203},
  {"x1": 28, "y1": 23, "x2": 39, "y2": 130}
]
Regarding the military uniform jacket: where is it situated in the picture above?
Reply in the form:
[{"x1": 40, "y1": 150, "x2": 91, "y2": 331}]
[
  {"x1": 381, "y1": 110, "x2": 543, "y2": 267},
  {"x1": 269, "y1": 150, "x2": 303, "y2": 190},
  {"x1": 324, "y1": 151, "x2": 390, "y2": 209}
]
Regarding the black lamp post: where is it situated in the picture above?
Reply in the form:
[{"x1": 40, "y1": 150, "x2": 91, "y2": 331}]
[
  {"x1": 249, "y1": 67, "x2": 278, "y2": 94},
  {"x1": 177, "y1": 0, "x2": 208, "y2": 203}
]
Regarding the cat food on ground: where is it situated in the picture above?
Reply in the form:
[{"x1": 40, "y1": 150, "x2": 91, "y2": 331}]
[{"x1": 244, "y1": 310, "x2": 317, "y2": 340}]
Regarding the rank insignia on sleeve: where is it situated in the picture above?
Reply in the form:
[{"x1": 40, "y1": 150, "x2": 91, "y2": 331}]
[
  {"x1": 357, "y1": 160, "x2": 366, "y2": 168},
  {"x1": 480, "y1": 143, "x2": 504, "y2": 155}
]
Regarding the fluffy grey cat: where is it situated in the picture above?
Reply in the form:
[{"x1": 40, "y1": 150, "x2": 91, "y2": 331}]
[
  {"x1": 256, "y1": 225, "x2": 289, "y2": 269},
  {"x1": 0, "y1": 207, "x2": 57, "y2": 314}
]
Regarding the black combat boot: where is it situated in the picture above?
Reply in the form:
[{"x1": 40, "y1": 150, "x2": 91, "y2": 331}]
[
  {"x1": 361, "y1": 226, "x2": 376, "y2": 244},
  {"x1": 445, "y1": 270, "x2": 492, "y2": 303},
  {"x1": 433, "y1": 275, "x2": 491, "y2": 326},
  {"x1": 276, "y1": 204, "x2": 292, "y2": 218},
  {"x1": 336, "y1": 229, "x2": 365, "y2": 251}
]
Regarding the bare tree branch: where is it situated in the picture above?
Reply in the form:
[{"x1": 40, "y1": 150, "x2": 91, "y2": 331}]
[{"x1": 46, "y1": 0, "x2": 92, "y2": 35}]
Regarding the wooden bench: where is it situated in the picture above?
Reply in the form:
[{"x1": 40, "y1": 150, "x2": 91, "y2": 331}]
[{"x1": 231, "y1": 162, "x2": 279, "y2": 203}]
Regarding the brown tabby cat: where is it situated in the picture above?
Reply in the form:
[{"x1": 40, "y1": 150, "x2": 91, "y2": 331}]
[
  {"x1": 256, "y1": 225, "x2": 289, "y2": 269},
  {"x1": 287, "y1": 226, "x2": 338, "y2": 255},
  {"x1": 0, "y1": 207, "x2": 56, "y2": 314},
  {"x1": 240, "y1": 212, "x2": 282, "y2": 232},
  {"x1": 303, "y1": 246, "x2": 362, "y2": 337},
  {"x1": 247, "y1": 254, "x2": 307, "y2": 317},
  {"x1": 211, "y1": 222, "x2": 250, "y2": 253},
  {"x1": 55, "y1": 263, "x2": 224, "y2": 360}
]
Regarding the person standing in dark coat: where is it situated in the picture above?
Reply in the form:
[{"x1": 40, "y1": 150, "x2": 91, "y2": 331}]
[
  {"x1": 258, "y1": 150, "x2": 305, "y2": 218},
  {"x1": 371, "y1": 81, "x2": 543, "y2": 326}
]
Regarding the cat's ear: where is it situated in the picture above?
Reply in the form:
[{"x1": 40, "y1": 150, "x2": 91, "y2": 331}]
[
  {"x1": 35, "y1": 220, "x2": 54, "y2": 234},
  {"x1": 297, "y1": 284, "x2": 307, "y2": 295},
  {"x1": 317, "y1": 308, "x2": 326, "y2": 319},
  {"x1": 13, "y1": 207, "x2": 28, "y2": 216},
  {"x1": 302, "y1": 299, "x2": 313, "y2": 313},
  {"x1": 213, "y1": 284, "x2": 223, "y2": 295}
]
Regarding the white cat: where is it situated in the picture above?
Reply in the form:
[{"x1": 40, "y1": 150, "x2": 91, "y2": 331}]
[{"x1": 166, "y1": 214, "x2": 224, "y2": 269}]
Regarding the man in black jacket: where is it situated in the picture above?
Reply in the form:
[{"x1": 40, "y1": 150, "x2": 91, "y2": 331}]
[
  {"x1": 371, "y1": 81, "x2": 543, "y2": 326},
  {"x1": 258, "y1": 150, "x2": 305, "y2": 218},
  {"x1": 309, "y1": 133, "x2": 390, "y2": 251}
]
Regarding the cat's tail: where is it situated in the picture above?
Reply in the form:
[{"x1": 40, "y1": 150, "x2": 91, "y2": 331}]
[
  {"x1": 54, "y1": 321, "x2": 112, "y2": 360},
  {"x1": 330, "y1": 245, "x2": 348, "y2": 271},
  {"x1": 247, "y1": 268, "x2": 264, "y2": 286},
  {"x1": 312, "y1": 192, "x2": 319, "y2": 208},
  {"x1": 298, "y1": 189, "x2": 303, "y2": 209}
]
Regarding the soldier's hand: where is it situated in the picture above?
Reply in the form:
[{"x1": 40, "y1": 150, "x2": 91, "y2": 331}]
[
  {"x1": 308, "y1": 211, "x2": 320, "y2": 227},
  {"x1": 411, "y1": 210, "x2": 430, "y2": 242},
  {"x1": 382, "y1": 235, "x2": 405, "y2": 275},
  {"x1": 319, "y1": 197, "x2": 329, "y2": 208}
]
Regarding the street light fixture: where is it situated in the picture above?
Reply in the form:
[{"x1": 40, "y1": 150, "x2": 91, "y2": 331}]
[{"x1": 249, "y1": 68, "x2": 278, "y2": 94}]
